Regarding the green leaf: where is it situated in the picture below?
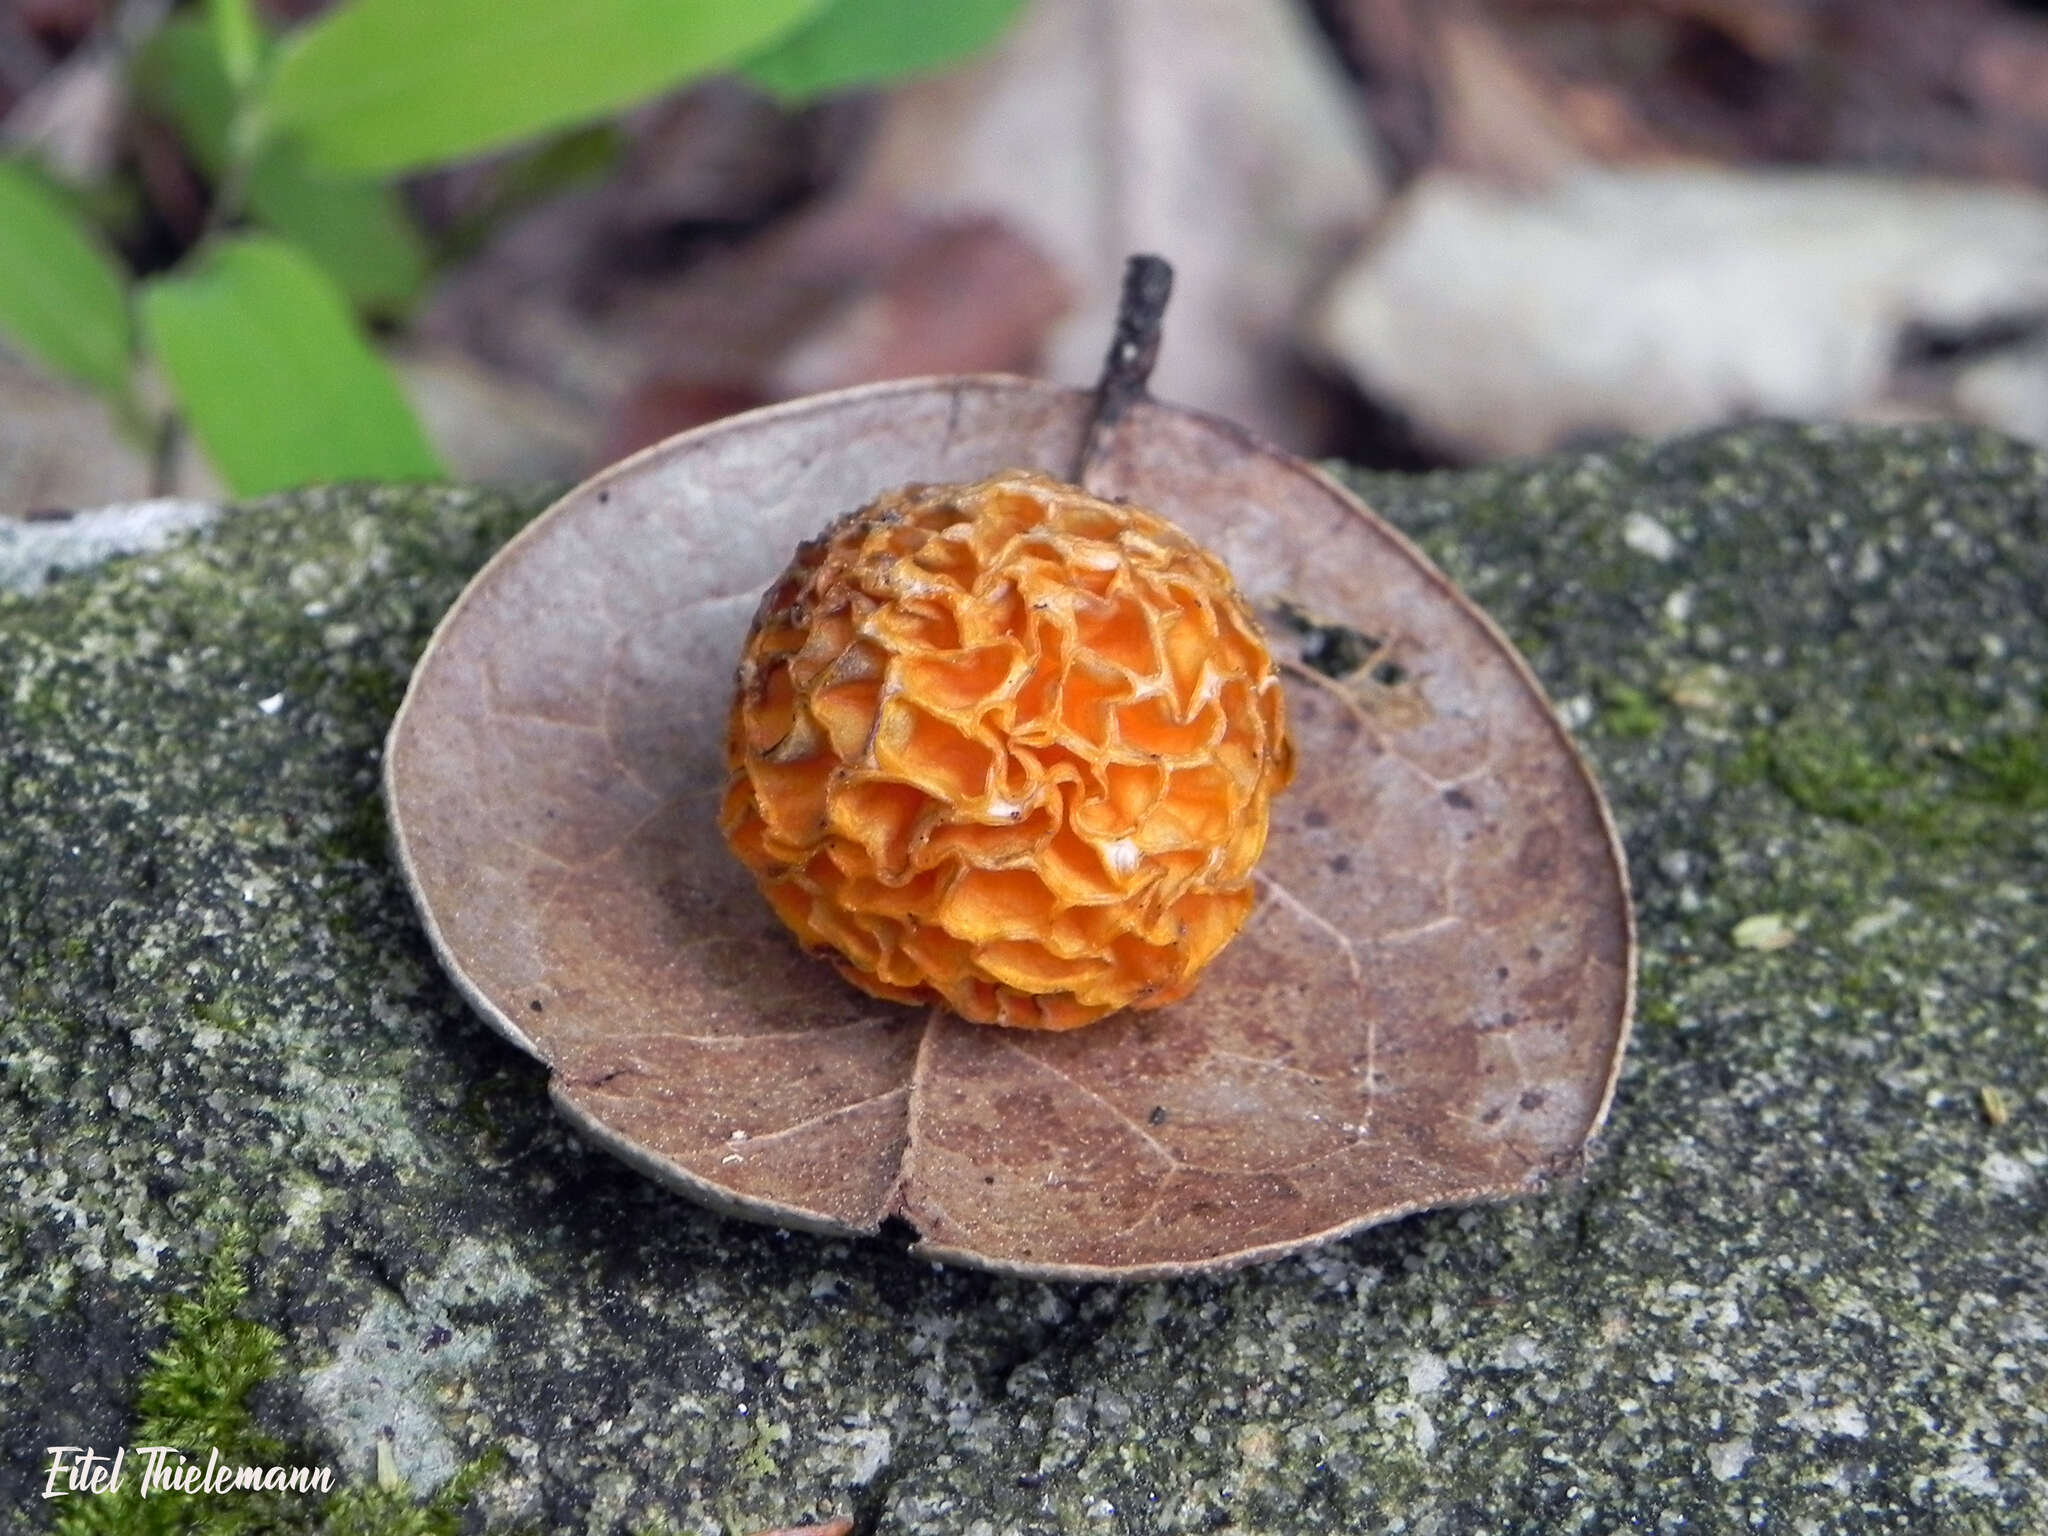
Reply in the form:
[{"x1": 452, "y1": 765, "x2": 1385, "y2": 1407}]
[
  {"x1": 0, "y1": 158, "x2": 135, "y2": 403},
  {"x1": 140, "y1": 236, "x2": 442, "y2": 496},
  {"x1": 207, "y1": 0, "x2": 264, "y2": 91},
  {"x1": 245, "y1": 148, "x2": 429, "y2": 316},
  {"x1": 741, "y1": 0, "x2": 1029, "y2": 102},
  {"x1": 262, "y1": 0, "x2": 834, "y2": 176},
  {"x1": 133, "y1": 17, "x2": 427, "y2": 315},
  {"x1": 133, "y1": 16, "x2": 236, "y2": 172}
]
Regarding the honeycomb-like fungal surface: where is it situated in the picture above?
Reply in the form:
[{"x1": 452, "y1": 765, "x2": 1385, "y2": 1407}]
[{"x1": 721, "y1": 471, "x2": 1295, "y2": 1030}]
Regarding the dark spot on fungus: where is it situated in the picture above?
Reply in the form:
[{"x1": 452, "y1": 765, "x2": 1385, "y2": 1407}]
[{"x1": 1444, "y1": 787, "x2": 1475, "y2": 810}]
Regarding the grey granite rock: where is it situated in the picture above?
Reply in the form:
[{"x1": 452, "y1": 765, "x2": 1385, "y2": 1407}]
[
  {"x1": 0, "y1": 498, "x2": 219, "y2": 595},
  {"x1": 2, "y1": 424, "x2": 2043, "y2": 1534}
]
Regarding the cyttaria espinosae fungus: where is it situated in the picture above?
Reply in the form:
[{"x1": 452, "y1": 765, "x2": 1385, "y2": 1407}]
[
  {"x1": 720, "y1": 470, "x2": 1296, "y2": 1033},
  {"x1": 386, "y1": 256, "x2": 1635, "y2": 1279}
]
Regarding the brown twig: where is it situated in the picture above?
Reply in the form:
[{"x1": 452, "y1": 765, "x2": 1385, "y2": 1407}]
[{"x1": 1074, "y1": 253, "x2": 1173, "y2": 485}]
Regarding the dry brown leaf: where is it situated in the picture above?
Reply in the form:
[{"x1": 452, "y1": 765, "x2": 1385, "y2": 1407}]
[
  {"x1": 1405, "y1": 0, "x2": 2048, "y2": 184},
  {"x1": 1541, "y1": 0, "x2": 1823, "y2": 63},
  {"x1": 1963, "y1": 16, "x2": 2048, "y2": 129},
  {"x1": 586, "y1": 207, "x2": 1068, "y2": 460},
  {"x1": 386, "y1": 341, "x2": 1633, "y2": 1279},
  {"x1": 767, "y1": 216, "x2": 1071, "y2": 399},
  {"x1": 1332, "y1": 1, "x2": 1678, "y2": 184},
  {"x1": 1325, "y1": 0, "x2": 1435, "y2": 183}
]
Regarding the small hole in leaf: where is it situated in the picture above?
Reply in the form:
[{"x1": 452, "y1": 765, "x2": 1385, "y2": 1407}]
[
  {"x1": 1307, "y1": 625, "x2": 1380, "y2": 679},
  {"x1": 875, "y1": 1215, "x2": 920, "y2": 1249},
  {"x1": 1272, "y1": 599, "x2": 1381, "y2": 679},
  {"x1": 1372, "y1": 659, "x2": 1408, "y2": 688}
]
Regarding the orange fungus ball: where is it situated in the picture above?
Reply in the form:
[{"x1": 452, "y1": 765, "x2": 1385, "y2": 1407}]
[{"x1": 719, "y1": 471, "x2": 1295, "y2": 1031}]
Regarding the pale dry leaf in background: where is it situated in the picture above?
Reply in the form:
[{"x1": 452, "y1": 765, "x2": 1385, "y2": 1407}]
[
  {"x1": 1429, "y1": 12, "x2": 1591, "y2": 190},
  {"x1": 0, "y1": 358, "x2": 155, "y2": 513},
  {"x1": 394, "y1": 342, "x2": 603, "y2": 485},
  {"x1": 1311, "y1": 166, "x2": 2048, "y2": 458},
  {"x1": 853, "y1": 0, "x2": 1384, "y2": 451},
  {"x1": 0, "y1": 356, "x2": 225, "y2": 513},
  {"x1": 0, "y1": 44, "x2": 122, "y2": 180}
]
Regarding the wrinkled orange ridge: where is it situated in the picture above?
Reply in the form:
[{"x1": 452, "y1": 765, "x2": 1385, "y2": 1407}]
[{"x1": 721, "y1": 471, "x2": 1296, "y2": 1030}]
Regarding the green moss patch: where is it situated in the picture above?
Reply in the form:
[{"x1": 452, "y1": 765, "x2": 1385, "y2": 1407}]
[
  {"x1": 1738, "y1": 705, "x2": 2048, "y2": 847},
  {"x1": 50, "y1": 1234, "x2": 502, "y2": 1536}
]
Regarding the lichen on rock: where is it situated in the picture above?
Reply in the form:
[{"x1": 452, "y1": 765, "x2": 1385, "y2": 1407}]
[{"x1": 2, "y1": 423, "x2": 2044, "y2": 1532}]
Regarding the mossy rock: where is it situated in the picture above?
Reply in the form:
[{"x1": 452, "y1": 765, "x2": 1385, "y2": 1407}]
[{"x1": 2, "y1": 423, "x2": 2043, "y2": 1533}]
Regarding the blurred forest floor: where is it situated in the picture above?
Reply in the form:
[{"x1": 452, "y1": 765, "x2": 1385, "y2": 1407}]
[{"x1": 8, "y1": 0, "x2": 2048, "y2": 513}]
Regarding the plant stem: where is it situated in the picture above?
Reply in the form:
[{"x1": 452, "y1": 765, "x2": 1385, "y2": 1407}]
[{"x1": 1075, "y1": 253, "x2": 1173, "y2": 486}]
